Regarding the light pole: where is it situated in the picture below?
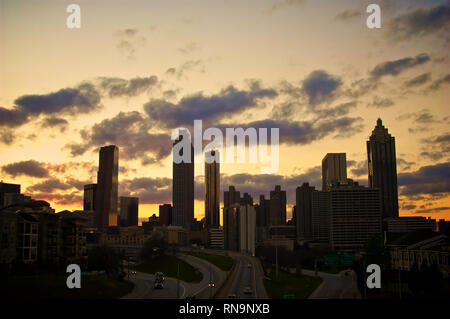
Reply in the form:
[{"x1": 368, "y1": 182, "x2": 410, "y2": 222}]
[{"x1": 209, "y1": 263, "x2": 213, "y2": 299}]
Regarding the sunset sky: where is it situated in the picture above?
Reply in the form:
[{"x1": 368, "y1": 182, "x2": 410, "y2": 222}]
[{"x1": 1, "y1": 0, "x2": 449, "y2": 224}]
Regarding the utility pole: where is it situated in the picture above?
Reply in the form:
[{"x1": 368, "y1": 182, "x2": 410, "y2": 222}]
[{"x1": 209, "y1": 263, "x2": 213, "y2": 299}]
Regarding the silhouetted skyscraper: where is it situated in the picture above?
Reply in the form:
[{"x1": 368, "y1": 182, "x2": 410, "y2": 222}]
[
  {"x1": 269, "y1": 185, "x2": 286, "y2": 225},
  {"x1": 322, "y1": 153, "x2": 347, "y2": 191},
  {"x1": 257, "y1": 195, "x2": 270, "y2": 227},
  {"x1": 159, "y1": 204, "x2": 172, "y2": 226},
  {"x1": 205, "y1": 150, "x2": 220, "y2": 228},
  {"x1": 296, "y1": 182, "x2": 315, "y2": 240},
  {"x1": 367, "y1": 118, "x2": 399, "y2": 219},
  {"x1": 119, "y1": 196, "x2": 139, "y2": 227},
  {"x1": 172, "y1": 132, "x2": 194, "y2": 229},
  {"x1": 224, "y1": 186, "x2": 240, "y2": 209},
  {"x1": 94, "y1": 145, "x2": 118, "y2": 228},
  {"x1": 83, "y1": 184, "x2": 97, "y2": 211}
]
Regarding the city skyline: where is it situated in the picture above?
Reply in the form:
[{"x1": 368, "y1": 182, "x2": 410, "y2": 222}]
[{"x1": 1, "y1": 0, "x2": 449, "y2": 223}]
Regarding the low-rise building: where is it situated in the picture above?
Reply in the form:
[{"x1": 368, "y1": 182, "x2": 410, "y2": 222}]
[
  {"x1": 208, "y1": 227, "x2": 224, "y2": 249},
  {"x1": 383, "y1": 216, "x2": 436, "y2": 233}
]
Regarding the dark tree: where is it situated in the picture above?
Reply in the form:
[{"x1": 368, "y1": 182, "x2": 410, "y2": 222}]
[
  {"x1": 140, "y1": 232, "x2": 168, "y2": 263},
  {"x1": 87, "y1": 245, "x2": 122, "y2": 276}
]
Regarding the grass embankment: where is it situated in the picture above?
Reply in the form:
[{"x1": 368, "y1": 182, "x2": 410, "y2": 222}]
[
  {"x1": 131, "y1": 255, "x2": 203, "y2": 283},
  {"x1": 263, "y1": 267, "x2": 322, "y2": 299},
  {"x1": 187, "y1": 252, "x2": 234, "y2": 271},
  {"x1": 0, "y1": 274, "x2": 134, "y2": 299}
]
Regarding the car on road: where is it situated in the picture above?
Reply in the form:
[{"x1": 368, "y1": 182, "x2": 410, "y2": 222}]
[
  {"x1": 243, "y1": 286, "x2": 253, "y2": 294},
  {"x1": 154, "y1": 281, "x2": 164, "y2": 289},
  {"x1": 131, "y1": 270, "x2": 137, "y2": 275},
  {"x1": 208, "y1": 282, "x2": 215, "y2": 288},
  {"x1": 247, "y1": 263, "x2": 253, "y2": 268}
]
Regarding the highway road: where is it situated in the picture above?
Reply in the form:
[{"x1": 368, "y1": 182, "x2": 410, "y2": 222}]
[
  {"x1": 177, "y1": 253, "x2": 226, "y2": 299},
  {"x1": 305, "y1": 269, "x2": 360, "y2": 299},
  {"x1": 219, "y1": 252, "x2": 268, "y2": 299},
  {"x1": 122, "y1": 271, "x2": 186, "y2": 299}
]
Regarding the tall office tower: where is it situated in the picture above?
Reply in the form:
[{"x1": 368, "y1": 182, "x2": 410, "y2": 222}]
[
  {"x1": 83, "y1": 184, "x2": 97, "y2": 211},
  {"x1": 223, "y1": 204, "x2": 239, "y2": 251},
  {"x1": 172, "y1": 132, "x2": 194, "y2": 229},
  {"x1": 322, "y1": 153, "x2": 347, "y2": 191},
  {"x1": 329, "y1": 179, "x2": 381, "y2": 251},
  {"x1": 0, "y1": 182, "x2": 20, "y2": 208},
  {"x1": 238, "y1": 205, "x2": 256, "y2": 256},
  {"x1": 269, "y1": 185, "x2": 286, "y2": 225},
  {"x1": 312, "y1": 191, "x2": 331, "y2": 243},
  {"x1": 94, "y1": 145, "x2": 119, "y2": 228},
  {"x1": 119, "y1": 196, "x2": 139, "y2": 227},
  {"x1": 205, "y1": 150, "x2": 220, "y2": 228},
  {"x1": 296, "y1": 183, "x2": 315, "y2": 240},
  {"x1": 223, "y1": 204, "x2": 256, "y2": 255},
  {"x1": 257, "y1": 195, "x2": 270, "y2": 227},
  {"x1": 159, "y1": 204, "x2": 173, "y2": 226},
  {"x1": 224, "y1": 186, "x2": 240, "y2": 209},
  {"x1": 367, "y1": 118, "x2": 399, "y2": 219}
]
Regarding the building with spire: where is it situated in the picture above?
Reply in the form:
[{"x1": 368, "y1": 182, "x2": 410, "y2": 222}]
[{"x1": 367, "y1": 118, "x2": 399, "y2": 219}]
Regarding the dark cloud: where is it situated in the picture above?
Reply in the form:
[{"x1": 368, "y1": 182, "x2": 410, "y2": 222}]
[
  {"x1": 316, "y1": 101, "x2": 358, "y2": 119},
  {"x1": 367, "y1": 96, "x2": 394, "y2": 108},
  {"x1": 404, "y1": 72, "x2": 431, "y2": 87},
  {"x1": 215, "y1": 116, "x2": 364, "y2": 145},
  {"x1": 428, "y1": 73, "x2": 450, "y2": 91},
  {"x1": 119, "y1": 177, "x2": 171, "y2": 204},
  {"x1": 414, "y1": 206, "x2": 450, "y2": 214},
  {"x1": 397, "y1": 108, "x2": 439, "y2": 124},
  {"x1": 14, "y1": 82, "x2": 101, "y2": 116},
  {"x1": 401, "y1": 204, "x2": 417, "y2": 210},
  {"x1": 64, "y1": 111, "x2": 172, "y2": 165},
  {"x1": 370, "y1": 53, "x2": 430, "y2": 79},
  {"x1": 302, "y1": 70, "x2": 342, "y2": 106},
  {"x1": 2, "y1": 160, "x2": 49, "y2": 178},
  {"x1": 144, "y1": 81, "x2": 277, "y2": 127},
  {"x1": 0, "y1": 128, "x2": 16, "y2": 144},
  {"x1": 398, "y1": 162, "x2": 450, "y2": 197},
  {"x1": 97, "y1": 76, "x2": 158, "y2": 98},
  {"x1": 116, "y1": 28, "x2": 147, "y2": 60},
  {"x1": 386, "y1": 3, "x2": 450, "y2": 41},
  {"x1": 420, "y1": 132, "x2": 450, "y2": 161},
  {"x1": 41, "y1": 117, "x2": 69, "y2": 132},
  {"x1": 348, "y1": 160, "x2": 367, "y2": 177},
  {"x1": 397, "y1": 158, "x2": 416, "y2": 171},
  {"x1": 31, "y1": 192, "x2": 82, "y2": 206},
  {"x1": 26, "y1": 178, "x2": 73, "y2": 193},
  {"x1": 165, "y1": 60, "x2": 205, "y2": 79},
  {"x1": 0, "y1": 107, "x2": 28, "y2": 128},
  {"x1": 334, "y1": 9, "x2": 361, "y2": 22}
]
